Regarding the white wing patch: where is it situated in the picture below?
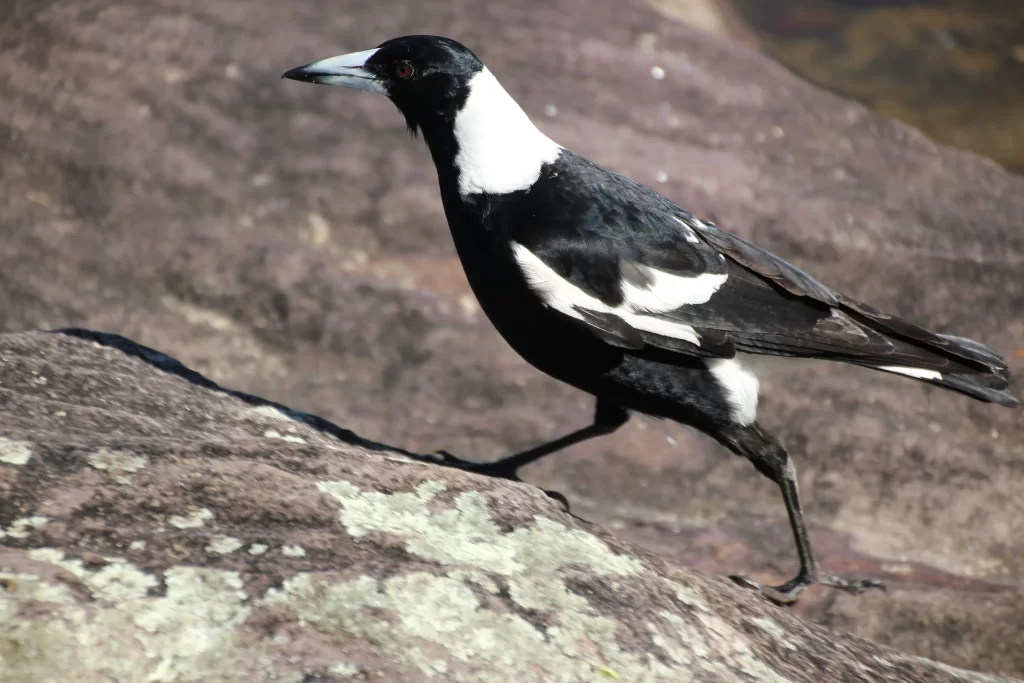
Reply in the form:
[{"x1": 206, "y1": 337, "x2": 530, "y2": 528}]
[
  {"x1": 621, "y1": 265, "x2": 728, "y2": 312},
  {"x1": 672, "y1": 217, "x2": 701, "y2": 244},
  {"x1": 454, "y1": 68, "x2": 562, "y2": 196},
  {"x1": 512, "y1": 243, "x2": 728, "y2": 347},
  {"x1": 878, "y1": 365, "x2": 943, "y2": 380},
  {"x1": 706, "y1": 354, "x2": 761, "y2": 426}
]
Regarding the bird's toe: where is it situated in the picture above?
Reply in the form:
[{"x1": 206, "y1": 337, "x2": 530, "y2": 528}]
[
  {"x1": 541, "y1": 488, "x2": 571, "y2": 512},
  {"x1": 728, "y1": 574, "x2": 807, "y2": 605},
  {"x1": 729, "y1": 571, "x2": 886, "y2": 605},
  {"x1": 430, "y1": 450, "x2": 522, "y2": 481},
  {"x1": 819, "y1": 574, "x2": 887, "y2": 594}
]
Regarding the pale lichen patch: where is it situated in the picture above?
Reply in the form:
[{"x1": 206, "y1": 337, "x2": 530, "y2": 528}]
[
  {"x1": 0, "y1": 516, "x2": 49, "y2": 539},
  {"x1": 328, "y1": 661, "x2": 361, "y2": 676},
  {"x1": 316, "y1": 478, "x2": 644, "y2": 613},
  {"x1": 86, "y1": 448, "x2": 148, "y2": 473},
  {"x1": 129, "y1": 540, "x2": 147, "y2": 551},
  {"x1": 27, "y1": 547, "x2": 84, "y2": 577},
  {"x1": 747, "y1": 616, "x2": 798, "y2": 650},
  {"x1": 650, "y1": 611, "x2": 707, "y2": 667},
  {"x1": 651, "y1": 611, "x2": 793, "y2": 682},
  {"x1": 24, "y1": 549, "x2": 158, "y2": 602},
  {"x1": 662, "y1": 579, "x2": 709, "y2": 612},
  {"x1": 263, "y1": 429, "x2": 306, "y2": 444},
  {"x1": 248, "y1": 543, "x2": 269, "y2": 556},
  {"x1": 132, "y1": 567, "x2": 251, "y2": 679},
  {"x1": 86, "y1": 559, "x2": 160, "y2": 602},
  {"x1": 5, "y1": 555, "x2": 258, "y2": 680},
  {"x1": 205, "y1": 536, "x2": 244, "y2": 555},
  {"x1": 896, "y1": 655, "x2": 1016, "y2": 683},
  {"x1": 303, "y1": 478, "x2": 759, "y2": 681},
  {"x1": 281, "y1": 545, "x2": 306, "y2": 558},
  {"x1": 267, "y1": 570, "x2": 708, "y2": 682},
  {"x1": 0, "y1": 437, "x2": 33, "y2": 466},
  {"x1": 248, "y1": 405, "x2": 297, "y2": 423},
  {"x1": 0, "y1": 572, "x2": 77, "y2": 605},
  {"x1": 168, "y1": 508, "x2": 214, "y2": 530}
]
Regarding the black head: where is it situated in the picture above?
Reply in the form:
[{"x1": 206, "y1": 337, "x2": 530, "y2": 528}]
[{"x1": 282, "y1": 35, "x2": 484, "y2": 135}]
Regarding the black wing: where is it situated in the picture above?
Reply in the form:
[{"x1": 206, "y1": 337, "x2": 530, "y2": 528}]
[
  {"x1": 687, "y1": 218, "x2": 1011, "y2": 377},
  {"x1": 512, "y1": 204, "x2": 1010, "y2": 380}
]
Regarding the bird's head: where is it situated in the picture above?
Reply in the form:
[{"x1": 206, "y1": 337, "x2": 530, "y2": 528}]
[
  {"x1": 283, "y1": 34, "x2": 561, "y2": 196},
  {"x1": 282, "y1": 35, "x2": 484, "y2": 137}
]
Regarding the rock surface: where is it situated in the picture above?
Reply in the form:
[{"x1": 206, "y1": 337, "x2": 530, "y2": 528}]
[
  {"x1": 0, "y1": 0, "x2": 1022, "y2": 678},
  {"x1": 0, "y1": 329, "x2": 1018, "y2": 683}
]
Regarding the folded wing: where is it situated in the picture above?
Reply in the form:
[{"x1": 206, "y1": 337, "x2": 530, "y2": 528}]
[{"x1": 510, "y1": 209, "x2": 1016, "y2": 406}]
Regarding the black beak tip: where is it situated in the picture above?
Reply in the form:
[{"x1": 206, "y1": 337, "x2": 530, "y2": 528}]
[{"x1": 281, "y1": 66, "x2": 317, "y2": 83}]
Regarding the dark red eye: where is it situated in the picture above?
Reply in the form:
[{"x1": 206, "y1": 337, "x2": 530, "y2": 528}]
[{"x1": 394, "y1": 61, "x2": 414, "y2": 79}]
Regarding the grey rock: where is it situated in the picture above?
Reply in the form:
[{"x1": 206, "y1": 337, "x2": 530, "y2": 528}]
[{"x1": 0, "y1": 330, "x2": 1017, "y2": 683}]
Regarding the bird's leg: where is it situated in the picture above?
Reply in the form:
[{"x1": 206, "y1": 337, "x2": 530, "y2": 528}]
[
  {"x1": 723, "y1": 424, "x2": 886, "y2": 605},
  {"x1": 437, "y1": 398, "x2": 629, "y2": 481}
]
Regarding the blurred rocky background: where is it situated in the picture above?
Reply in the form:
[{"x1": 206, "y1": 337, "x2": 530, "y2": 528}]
[
  {"x1": 732, "y1": 0, "x2": 1024, "y2": 174},
  {"x1": 1, "y1": 0, "x2": 1022, "y2": 678}
]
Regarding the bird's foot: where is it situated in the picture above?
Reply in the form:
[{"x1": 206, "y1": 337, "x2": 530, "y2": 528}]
[
  {"x1": 434, "y1": 450, "x2": 521, "y2": 479},
  {"x1": 728, "y1": 574, "x2": 809, "y2": 605},
  {"x1": 729, "y1": 572, "x2": 885, "y2": 605},
  {"x1": 432, "y1": 450, "x2": 571, "y2": 511}
]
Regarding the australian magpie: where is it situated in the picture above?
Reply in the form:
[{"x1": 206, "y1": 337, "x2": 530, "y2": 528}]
[{"x1": 283, "y1": 35, "x2": 1020, "y2": 604}]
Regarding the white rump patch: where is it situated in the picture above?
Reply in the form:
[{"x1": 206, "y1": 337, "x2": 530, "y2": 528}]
[
  {"x1": 454, "y1": 68, "x2": 562, "y2": 196},
  {"x1": 706, "y1": 354, "x2": 761, "y2": 426},
  {"x1": 878, "y1": 366, "x2": 943, "y2": 381},
  {"x1": 512, "y1": 244, "x2": 727, "y2": 347}
]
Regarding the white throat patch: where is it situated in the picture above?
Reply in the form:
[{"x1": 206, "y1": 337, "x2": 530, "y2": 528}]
[{"x1": 453, "y1": 68, "x2": 562, "y2": 196}]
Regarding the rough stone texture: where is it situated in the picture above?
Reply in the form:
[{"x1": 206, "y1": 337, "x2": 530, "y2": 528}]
[
  {"x1": 0, "y1": 330, "x2": 1018, "y2": 683},
  {"x1": 0, "y1": 0, "x2": 1022, "y2": 678}
]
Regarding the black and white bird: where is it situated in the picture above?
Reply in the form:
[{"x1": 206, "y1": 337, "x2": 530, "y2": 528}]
[{"x1": 283, "y1": 35, "x2": 1019, "y2": 603}]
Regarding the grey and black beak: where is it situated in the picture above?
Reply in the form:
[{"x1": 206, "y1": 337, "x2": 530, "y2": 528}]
[{"x1": 281, "y1": 49, "x2": 386, "y2": 94}]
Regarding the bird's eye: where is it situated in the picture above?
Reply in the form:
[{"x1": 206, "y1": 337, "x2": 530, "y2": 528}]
[{"x1": 394, "y1": 61, "x2": 414, "y2": 80}]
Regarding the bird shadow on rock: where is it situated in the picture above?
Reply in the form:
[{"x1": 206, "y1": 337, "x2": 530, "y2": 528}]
[{"x1": 48, "y1": 327, "x2": 576, "y2": 508}]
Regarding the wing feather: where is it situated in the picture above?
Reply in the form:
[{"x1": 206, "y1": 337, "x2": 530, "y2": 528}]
[{"x1": 502, "y1": 152, "x2": 1012, "y2": 399}]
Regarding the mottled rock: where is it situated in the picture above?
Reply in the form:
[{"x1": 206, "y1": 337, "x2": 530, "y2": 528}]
[
  {"x1": 0, "y1": 330, "x2": 1017, "y2": 683},
  {"x1": 1, "y1": 0, "x2": 1022, "y2": 678}
]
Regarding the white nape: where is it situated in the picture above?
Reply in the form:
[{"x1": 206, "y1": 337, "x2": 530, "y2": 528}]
[
  {"x1": 512, "y1": 244, "x2": 729, "y2": 347},
  {"x1": 878, "y1": 365, "x2": 943, "y2": 380},
  {"x1": 706, "y1": 354, "x2": 761, "y2": 426},
  {"x1": 454, "y1": 68, "x2": 562, "y2": 196}
]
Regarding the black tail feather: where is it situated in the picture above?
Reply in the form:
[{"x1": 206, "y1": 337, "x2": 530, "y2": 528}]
[
  {"x1": 850, "y1": 330, "x2": 1019, "y2": 407},
  {"x1": 840, "y1": 297, "x2": 1012, "y2": 378},
  {"x1": 935, "y1": 333, "x2": 1013, "y2": 383},
  {"x1": 923, "y1": 372, "x2": 1020, "y2": 408},
  {"x1": 854, "y1": 361, "x2": 1019, "y2": 408}
]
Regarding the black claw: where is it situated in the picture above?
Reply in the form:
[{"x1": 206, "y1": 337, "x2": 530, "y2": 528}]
[
  {"x1": 730, "y1": 572, "x2": 886, "y2": 605},
  {"x1": 429, "y1": 451, "x2": 573, "y2": 511},
  {"x1": 728, "y1": 575, "x2": 762, "y2": 591},
  {"x1": 435, "y1": 449, "x2": 461, "y2": 463},
  {"x1": 430, "y1": 450, "x2": 521, "y2": 480},
  {"x1": 729, "y1": 574, "x2": 806, "y2": 605},
  {"x1": 542, "y1": 488, "x2": 571, "y2": 511}
]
